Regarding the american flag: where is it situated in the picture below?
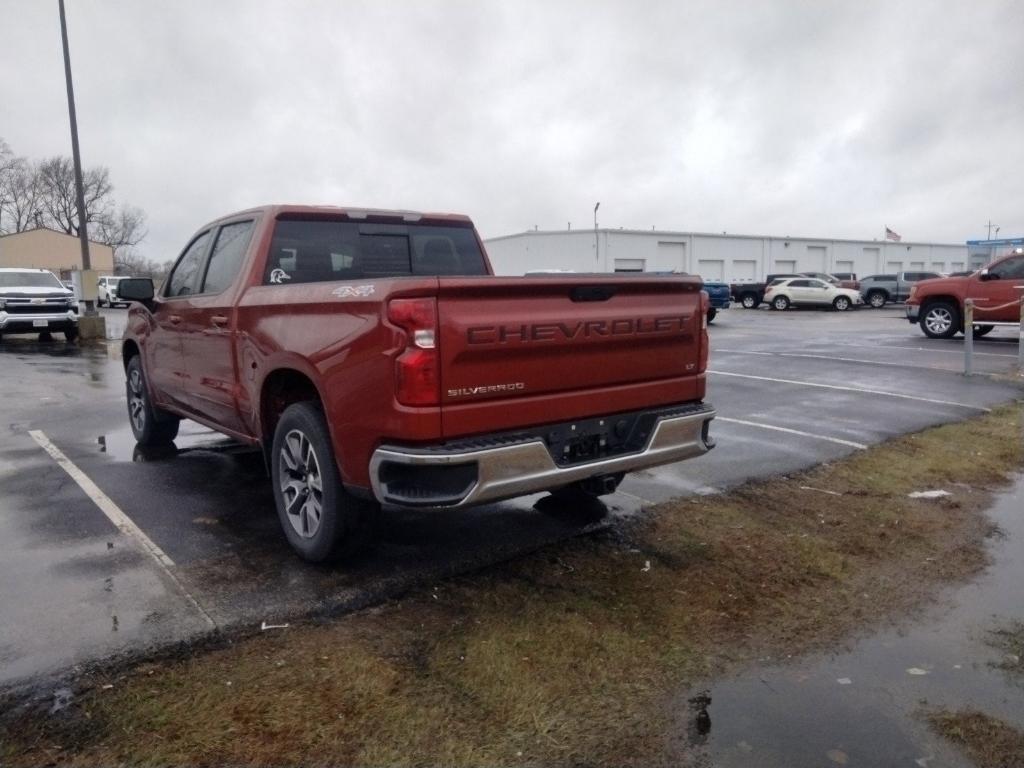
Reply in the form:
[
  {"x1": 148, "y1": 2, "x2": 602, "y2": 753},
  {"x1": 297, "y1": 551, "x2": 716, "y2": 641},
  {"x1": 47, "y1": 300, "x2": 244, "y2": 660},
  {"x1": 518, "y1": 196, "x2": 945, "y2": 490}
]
[{"x1": 885, "y1": 227, "x2": 901, "y2": 242}]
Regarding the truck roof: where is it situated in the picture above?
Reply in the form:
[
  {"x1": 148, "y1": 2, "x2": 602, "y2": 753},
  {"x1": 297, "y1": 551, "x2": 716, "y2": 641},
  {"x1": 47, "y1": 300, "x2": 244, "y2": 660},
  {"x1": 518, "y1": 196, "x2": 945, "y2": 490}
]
[
  {"x1": 201, "y1": 204, "x2": 474, "y2": 231},
  {"x1": 0, "y1": 267, "x2": 58, "y2": 274}
]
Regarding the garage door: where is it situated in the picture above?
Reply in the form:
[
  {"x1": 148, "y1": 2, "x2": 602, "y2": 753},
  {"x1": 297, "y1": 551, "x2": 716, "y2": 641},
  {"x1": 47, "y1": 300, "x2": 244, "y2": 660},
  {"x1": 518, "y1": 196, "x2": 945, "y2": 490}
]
[
  {"x1": 731, "y1": 260, "x2": 757, "y2": 281},
  {"x1": 656, "y1": 242, "x2": 686, "y2": 272},
  {"x1": 807, "y1": 246, "x2": 827, "y2": 271},
  {"x1": 697, "y1": 259, "x2": 724, "y2": 281}
]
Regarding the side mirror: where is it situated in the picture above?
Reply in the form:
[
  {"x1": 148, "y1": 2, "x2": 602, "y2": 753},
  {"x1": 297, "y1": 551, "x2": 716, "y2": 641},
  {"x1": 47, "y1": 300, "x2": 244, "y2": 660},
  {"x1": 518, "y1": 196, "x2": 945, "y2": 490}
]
[{"x1": 117, "y1": 277, "x2": 155, "y2": 302}]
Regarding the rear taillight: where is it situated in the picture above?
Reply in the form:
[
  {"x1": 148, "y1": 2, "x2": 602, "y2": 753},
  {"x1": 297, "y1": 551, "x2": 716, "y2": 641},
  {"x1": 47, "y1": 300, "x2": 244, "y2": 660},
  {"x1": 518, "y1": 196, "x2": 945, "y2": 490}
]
[
  {"x1": 388, "y1": 298, "x2": 439, "y2": 406},
  {"x1": 699, "y1": 290, "x2": 710, "y2": 371}
]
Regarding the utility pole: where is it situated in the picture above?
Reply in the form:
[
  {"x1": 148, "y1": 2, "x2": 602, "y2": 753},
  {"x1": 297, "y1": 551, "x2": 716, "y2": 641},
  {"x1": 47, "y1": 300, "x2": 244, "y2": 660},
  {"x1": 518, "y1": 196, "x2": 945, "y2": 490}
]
[
  {"x1": 593, "y1": 202, "x2": 600, "y2": 264},
  {"x1": 985, "y1": 220, "x2": 999, "y2": 240},
  {"x1": 59, "y1": 0, "x2": 98, "y2": 319}
]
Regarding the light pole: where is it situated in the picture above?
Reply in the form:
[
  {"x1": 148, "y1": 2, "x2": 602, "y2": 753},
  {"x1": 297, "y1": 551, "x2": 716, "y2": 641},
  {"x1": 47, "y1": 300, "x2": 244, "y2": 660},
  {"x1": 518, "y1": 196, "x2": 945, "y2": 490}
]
[
  {"x1": 593, "y1": 202, "x2": 600, "y2": 264},
  {"x1": 58, "y1": 0, "x2": 100, "y2": 324}
]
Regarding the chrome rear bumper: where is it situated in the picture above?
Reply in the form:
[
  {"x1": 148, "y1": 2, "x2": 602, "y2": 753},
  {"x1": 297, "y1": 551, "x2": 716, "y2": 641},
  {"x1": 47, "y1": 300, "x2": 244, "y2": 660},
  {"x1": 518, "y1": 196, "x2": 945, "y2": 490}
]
[{"x1": 370, "y1": 405, "x2": 715, "y2": 508}]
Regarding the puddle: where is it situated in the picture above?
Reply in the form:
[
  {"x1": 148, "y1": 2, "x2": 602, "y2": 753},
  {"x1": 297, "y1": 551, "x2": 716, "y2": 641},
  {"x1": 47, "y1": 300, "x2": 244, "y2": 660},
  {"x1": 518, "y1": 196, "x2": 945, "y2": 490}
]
[
  {"x1": 678, "y1": 477, "x2": 1024, "y2": 767},
  {"x1": 98, "y1": 423, "x2": 258, "y2": 463}
]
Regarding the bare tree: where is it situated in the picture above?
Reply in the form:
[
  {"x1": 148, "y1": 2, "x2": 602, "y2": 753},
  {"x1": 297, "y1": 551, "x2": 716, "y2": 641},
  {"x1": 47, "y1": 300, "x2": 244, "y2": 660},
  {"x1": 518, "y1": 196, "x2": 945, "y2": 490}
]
[
  {"x1": 97, "y1": 203, "x2": 148, "y2": 263},
  {"x1": 0, "y1": 156, "x2": 46, "y2": 234},
  {"x1": 1, "y1": 139, "x2": 150, "y2": 262},
  {"x1": 36, "y1": 156, "x2": 114, "y2": 236}
]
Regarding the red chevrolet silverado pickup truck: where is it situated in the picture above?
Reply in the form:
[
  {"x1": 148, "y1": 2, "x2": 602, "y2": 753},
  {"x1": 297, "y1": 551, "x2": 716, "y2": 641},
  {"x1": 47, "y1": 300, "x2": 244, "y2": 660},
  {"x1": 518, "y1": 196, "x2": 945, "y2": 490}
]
[
  {"x1": 118, "y1": 205, "x2": 716, "y2": 562},
  {"x1": 905, "y1": 250, "x2": 1024, "y2": 338}
]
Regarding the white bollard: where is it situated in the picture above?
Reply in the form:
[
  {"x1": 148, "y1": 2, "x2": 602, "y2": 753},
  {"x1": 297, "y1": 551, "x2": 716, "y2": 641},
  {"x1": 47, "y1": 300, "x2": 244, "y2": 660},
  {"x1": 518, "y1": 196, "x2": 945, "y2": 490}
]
[{"x1": 964, "y1": 299, "x2": 974, "y2": 376}]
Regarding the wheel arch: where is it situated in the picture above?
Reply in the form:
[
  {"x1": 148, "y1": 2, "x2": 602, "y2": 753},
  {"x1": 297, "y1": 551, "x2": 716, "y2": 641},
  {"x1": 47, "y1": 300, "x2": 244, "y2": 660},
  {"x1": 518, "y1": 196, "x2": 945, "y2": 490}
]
[
  {"x1": 122, "y1": 338, "x2": 141, "y2": 370},
  {"x1": 259, "y1": 367, "x2": 327, "y2": 450},
  {"x1": 919, "y1": 294, "x2": 962, "y2": 313}
]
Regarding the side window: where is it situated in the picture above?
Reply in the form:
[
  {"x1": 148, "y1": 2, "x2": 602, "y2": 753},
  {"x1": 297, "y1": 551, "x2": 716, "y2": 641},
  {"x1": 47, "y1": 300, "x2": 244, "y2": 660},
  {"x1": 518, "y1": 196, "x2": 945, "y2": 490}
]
[
  {"x1": 166, "y1": 231, "x2": 212, "y2": 297},
  {"x1": 991, "y1": 257, "x2": 1024, "y2": 279},
  {"x1": 809, "y1": 280, "x2": 827, "y2": 288},
  {"x1": 789, "y1": 279, "x2": 810, "y2": 287},
  {"x1": 202, "y1": 221, "x2": 254, "y2": 295}
]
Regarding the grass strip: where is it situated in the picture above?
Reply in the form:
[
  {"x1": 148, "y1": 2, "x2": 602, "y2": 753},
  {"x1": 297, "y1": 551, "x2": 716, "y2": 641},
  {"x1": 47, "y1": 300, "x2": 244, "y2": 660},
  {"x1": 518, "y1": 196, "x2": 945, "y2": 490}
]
[{"x1": 927, "y1": 709, "x2": 1024, "y2": 768}]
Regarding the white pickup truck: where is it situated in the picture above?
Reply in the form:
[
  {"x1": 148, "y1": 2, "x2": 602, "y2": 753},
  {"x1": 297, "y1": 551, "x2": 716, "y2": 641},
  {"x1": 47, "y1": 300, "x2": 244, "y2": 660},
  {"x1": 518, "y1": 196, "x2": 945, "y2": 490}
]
[{"x1": 0, "y1": 268, "x2": 80, "y2": 341}]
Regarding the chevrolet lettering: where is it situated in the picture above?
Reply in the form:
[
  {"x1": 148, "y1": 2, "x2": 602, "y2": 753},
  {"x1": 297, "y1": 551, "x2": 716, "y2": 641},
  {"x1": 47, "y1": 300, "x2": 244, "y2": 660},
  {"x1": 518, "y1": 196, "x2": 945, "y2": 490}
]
[{"x1": 467, "y1": 315, "x2": 691, "y2": 345}]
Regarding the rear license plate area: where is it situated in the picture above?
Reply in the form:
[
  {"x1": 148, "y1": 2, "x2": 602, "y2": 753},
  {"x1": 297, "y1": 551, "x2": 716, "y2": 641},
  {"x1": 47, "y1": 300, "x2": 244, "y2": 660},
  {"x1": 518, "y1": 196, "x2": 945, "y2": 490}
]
[{"x1": 545, "y1": 412, "x2": 657, "y2": 466}]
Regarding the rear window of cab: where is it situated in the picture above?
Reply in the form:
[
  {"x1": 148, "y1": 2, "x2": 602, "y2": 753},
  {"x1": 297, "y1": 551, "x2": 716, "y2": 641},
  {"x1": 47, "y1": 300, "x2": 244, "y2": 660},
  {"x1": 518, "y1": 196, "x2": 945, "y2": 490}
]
[{"x1": 263, "y1": 220, "x2": 488, "y2": 285}]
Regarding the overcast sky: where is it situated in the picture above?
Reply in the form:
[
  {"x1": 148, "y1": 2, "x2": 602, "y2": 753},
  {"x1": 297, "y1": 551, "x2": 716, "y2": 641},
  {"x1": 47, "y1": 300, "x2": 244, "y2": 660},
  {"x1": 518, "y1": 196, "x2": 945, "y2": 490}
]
[{"x1": 2, "y1": 0, "x2": 1022, "y2": 262}]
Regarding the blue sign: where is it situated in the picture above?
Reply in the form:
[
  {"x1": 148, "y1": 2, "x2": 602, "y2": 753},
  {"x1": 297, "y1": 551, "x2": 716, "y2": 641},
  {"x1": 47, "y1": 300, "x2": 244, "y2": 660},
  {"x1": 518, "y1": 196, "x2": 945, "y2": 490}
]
[{"x1": 966, "y1": 237, "x2": 1024, "y2": 246}]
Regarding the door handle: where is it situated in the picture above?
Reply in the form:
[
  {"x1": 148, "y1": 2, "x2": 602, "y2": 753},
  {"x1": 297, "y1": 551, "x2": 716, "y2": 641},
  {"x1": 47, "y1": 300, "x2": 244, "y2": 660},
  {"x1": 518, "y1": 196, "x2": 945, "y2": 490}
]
[
  {"x1": 168, "y1": 315, "x2": 182, "y2": 325},
  {"x1": 211, "y1": 315, "x2": 229, "y2": 327}
]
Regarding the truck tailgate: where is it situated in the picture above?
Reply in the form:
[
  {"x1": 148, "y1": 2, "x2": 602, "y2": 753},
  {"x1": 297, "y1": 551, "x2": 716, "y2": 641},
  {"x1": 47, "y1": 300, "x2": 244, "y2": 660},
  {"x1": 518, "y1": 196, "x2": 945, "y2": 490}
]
[{"x1": 437, "y1": 276, "x2": 706, "y2": 437}]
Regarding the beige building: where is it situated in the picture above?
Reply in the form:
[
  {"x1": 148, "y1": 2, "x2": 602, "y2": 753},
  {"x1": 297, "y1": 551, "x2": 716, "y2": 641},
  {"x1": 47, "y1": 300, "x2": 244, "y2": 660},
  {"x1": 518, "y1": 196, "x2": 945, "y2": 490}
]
[{"x1": 0, "y1": 227, "x2": 114, "y2": 277}]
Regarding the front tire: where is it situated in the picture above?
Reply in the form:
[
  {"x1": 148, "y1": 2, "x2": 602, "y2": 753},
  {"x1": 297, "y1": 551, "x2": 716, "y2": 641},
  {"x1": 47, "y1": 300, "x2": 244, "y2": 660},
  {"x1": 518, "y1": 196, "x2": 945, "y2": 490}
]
[
  {"x1": 271, "y1": 402, "x2": 377, "y2": 563},
  {"x1": 707, "y1": 308, "x2": 717, "y2": 323},
  {"x1": 920, "y1": 301, "x2": 959, "y2": 339},
  {"x1": 833, "y1": 296, "x2": 851, "y2": 311},
  {"x1": 126, "y1": 356, "x2": 180, "y2": 445},
  {"x1": 772, "y1": 295, "x2": 790, "y2": 311},
  {"x1": 64, "y1": 326, "x2": 79, "y2": 342},
  {"x1": 972, "y1": 324, "x2": 995, "y2": 338}
]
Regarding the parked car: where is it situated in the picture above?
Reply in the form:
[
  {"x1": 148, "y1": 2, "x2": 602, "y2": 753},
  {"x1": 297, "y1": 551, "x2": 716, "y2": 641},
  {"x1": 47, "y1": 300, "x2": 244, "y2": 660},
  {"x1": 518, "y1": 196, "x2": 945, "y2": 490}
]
[
  {"x1": 831, "y1": 272, "x2": 858, "y2": 282},
  {"x1": 702, "y1": 280, "x2": 731, "y2": 322},
  {"x1": 730, "y1": 273, "x2": 801, "y2": 309},
  {"x1": 763, "y1": 277, "x2": 863, "y2": 311},
  {"x1": 119, "y1": 205, "x2": 717, "y2": 562},
  {"x1": 859, "y1": 271, "x2": 941, "y2": 308},
  {"x1": 800, "y1": 271, "x2": 860, "y2": 291},
  {"x1": 97, "y1": 275, "x2": 133, "y2": 307},
  {"x1": 905, "y1": 252, "x2": 1024, "y2": 338},
  {"x1": 0, "y1": 268, "x2": 79, "y2": 341}
]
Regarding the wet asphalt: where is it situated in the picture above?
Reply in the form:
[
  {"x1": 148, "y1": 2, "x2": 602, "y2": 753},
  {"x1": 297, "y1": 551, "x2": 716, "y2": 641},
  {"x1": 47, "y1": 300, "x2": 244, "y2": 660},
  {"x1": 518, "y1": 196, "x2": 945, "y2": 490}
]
[
  {"x1": 0, "y1": 305, "x2": 1021, "y2": 692},
  {"x1": 678, "y1": 476, "x2": 1024, "y2": 768}
]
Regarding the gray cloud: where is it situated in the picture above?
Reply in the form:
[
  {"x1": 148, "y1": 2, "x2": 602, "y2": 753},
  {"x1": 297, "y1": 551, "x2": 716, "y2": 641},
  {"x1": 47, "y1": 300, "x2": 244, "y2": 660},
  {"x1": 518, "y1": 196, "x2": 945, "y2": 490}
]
[{"x1": 1, "y1": 0, "x2": 1021, "y2": 263}]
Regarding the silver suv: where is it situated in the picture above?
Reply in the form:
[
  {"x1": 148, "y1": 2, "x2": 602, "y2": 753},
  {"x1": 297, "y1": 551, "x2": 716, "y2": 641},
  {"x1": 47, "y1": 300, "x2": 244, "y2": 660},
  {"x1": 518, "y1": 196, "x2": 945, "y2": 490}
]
[{"x1": 0, "y1": 268, "x2": 80, "y2": 341}]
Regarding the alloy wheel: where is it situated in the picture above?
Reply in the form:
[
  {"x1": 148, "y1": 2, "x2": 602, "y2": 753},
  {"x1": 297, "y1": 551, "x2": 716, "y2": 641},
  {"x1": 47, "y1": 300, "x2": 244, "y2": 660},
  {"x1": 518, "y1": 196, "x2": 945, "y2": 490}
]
[
  {"x1": 924, "y1": 307, "x2": 953, "y2": 335},
  {"x1": 128, "y1": 368, "x2": 146, "y2": 433},
  {"x1": 278, "y1": 429, "x2": 324, "y2": 539}
]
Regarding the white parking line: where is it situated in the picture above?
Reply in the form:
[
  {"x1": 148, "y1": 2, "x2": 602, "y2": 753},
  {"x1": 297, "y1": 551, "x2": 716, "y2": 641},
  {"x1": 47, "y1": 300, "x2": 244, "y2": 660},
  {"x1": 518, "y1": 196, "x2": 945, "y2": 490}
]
[
  {"x1": 708, "y1": 370, "x2": 992, "y2": 412},
  {"x1": 715, "y1": 349, "x2": 952, "y2": 372},
  {"x1": 717, "y1": 417, "x2": 868, "y2": 450},
  {"x1": 28, "y1": 430, "x2": 216, "y2": 629}
]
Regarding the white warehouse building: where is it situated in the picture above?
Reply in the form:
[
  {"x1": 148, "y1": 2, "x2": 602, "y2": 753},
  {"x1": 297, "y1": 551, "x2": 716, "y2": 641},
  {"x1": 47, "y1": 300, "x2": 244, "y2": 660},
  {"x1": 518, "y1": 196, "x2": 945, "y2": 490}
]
[{"x1": 483, "y1": 228, "x2": 980, "y2": 282}]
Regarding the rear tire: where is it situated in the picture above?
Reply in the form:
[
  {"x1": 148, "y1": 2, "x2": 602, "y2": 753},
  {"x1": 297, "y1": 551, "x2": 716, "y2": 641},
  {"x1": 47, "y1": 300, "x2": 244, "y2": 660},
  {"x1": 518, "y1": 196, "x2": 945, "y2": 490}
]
[
  {"x1": 126, "y1": 355, "x2": 180, "y2": 445},
  {"x1": 920, "y1": 301, "x2": 959, "y2": 339},
  {"x1": 707, "y1": 308, "x2": 717, "y2": 323},
  {"x1": 866, "y1": 290, "x2": 887, "y2": 308},
  {"x1": 832, "y1": 296, "x2": 851, "y2": 311},
  {"x1": 972, "y1": 324, "x2": 995, "y2": 338},
  {"x1": 772, "y1": 295, "x2": 790, "y2": 311},
  {"x1": 271, "y1": 402, "x2": 378, "y2": 563},
  {"x1": 740, "y1": 293, "x2": 758, "y2": 309}
]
